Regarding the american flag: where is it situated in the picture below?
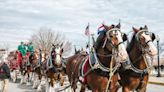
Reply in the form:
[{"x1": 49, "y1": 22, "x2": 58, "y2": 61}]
[{"x1": 85, "y1": 24, "x2": 90, "y2": 36}]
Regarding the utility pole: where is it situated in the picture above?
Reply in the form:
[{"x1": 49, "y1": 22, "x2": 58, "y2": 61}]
[{"x1": 156, "y1": 35, "x2": 161, "y2": 77}]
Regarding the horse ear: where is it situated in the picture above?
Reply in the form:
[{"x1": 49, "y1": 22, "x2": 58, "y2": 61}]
[
  {"x1": 122, "y1": 33, "x2": 128, "y2": 42},
  {"x1": 151, "y1": 33, "x2": 156, "y2": 41},
  {"x1": 116, "y1": 23, "x2": 121, "y2": 28},
  {"x1": 144, "y1": 25, "x2": 148, "y2": 30},
  {"x1": 60, "y1": 43, "x2": 63, "y2": 47},
  {"x1": 52, "y1": 43, "x2": 56, "y2": 47},
  {"x1": 132, "y1": 27, "x2": 139, "y2": 33},
  {"x1": 103, "y1": 24, "x2": 109, "y2": 31}
]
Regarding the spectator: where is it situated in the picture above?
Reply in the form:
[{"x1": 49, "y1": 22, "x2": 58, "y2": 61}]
[{"x1": 0, "y1": 57, "x2": 10, "y2": 92}]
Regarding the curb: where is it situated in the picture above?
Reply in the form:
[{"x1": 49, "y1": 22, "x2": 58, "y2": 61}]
[{"x1": 148, "y1": 81, "x2": 164, "y2": 86}]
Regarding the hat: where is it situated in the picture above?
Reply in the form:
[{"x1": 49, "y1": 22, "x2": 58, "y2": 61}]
[
  {"x1": 21, "y1": 42, "x2": 24, "y2": 44},
  {"x1": 29, "y1": 42, "x2": 32, "y2": 44}
]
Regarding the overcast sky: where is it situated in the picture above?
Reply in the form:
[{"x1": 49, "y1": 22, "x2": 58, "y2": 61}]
[{"x1": 0, "y1": 0, "x2": 164, "y2": 51}]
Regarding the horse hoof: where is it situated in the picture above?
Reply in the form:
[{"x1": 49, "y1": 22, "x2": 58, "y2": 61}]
[
  {"x1": 32, "y1": 85, "x2": 37, "y2": 89},
  {"x1": 37, "y1": 89, "x2": 42, "y2": 92},
  {"x1": 26, "y1": 82, "x2": 31, "y2": 86}
]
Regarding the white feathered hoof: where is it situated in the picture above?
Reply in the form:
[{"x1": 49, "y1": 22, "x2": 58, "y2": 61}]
[
  {"x1": 20, "y1": 77, "x2": 24, "y2": 84},
  {"x1": 45, "y1": 83, "x2": 50, "y2": 92},
  {"x1": 32, "y1": 82, "x2": 37, "y2": 89},
  {"x1": 37, "y1": 85, "x2": 43, "y2": 92},
  {"x1": 26, "y1": 82, "x2": 31, "y2": 86},
  {"x1": 49, "y1": 86, "x2": 55, "y2": 92},
  {"x1": 13, "y1": 78, "x2": 17, "y2": 83}
]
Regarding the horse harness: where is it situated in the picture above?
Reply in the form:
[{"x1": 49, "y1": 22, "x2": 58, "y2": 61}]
[{"x1": 124, "y1": 30, "x2": 154, "y2": 91}]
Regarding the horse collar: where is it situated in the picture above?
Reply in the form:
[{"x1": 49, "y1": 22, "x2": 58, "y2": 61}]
[{"x1": 89, "y1": 48, "x2": 119, "y2": 72}]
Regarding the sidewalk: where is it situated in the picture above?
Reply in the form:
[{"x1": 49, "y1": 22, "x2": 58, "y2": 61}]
[{"x1": 149, "y1": 76, "x2": 164, "y2": 86}]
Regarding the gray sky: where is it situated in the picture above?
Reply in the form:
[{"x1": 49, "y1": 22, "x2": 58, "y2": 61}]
[{"x1": 0, "y1": 0, "x2": 164, "y2": 51}]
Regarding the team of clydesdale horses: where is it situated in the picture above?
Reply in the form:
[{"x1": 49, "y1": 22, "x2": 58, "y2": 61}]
[{"x1": 8, "y1": 23, "x2": 157, "y2": 92}]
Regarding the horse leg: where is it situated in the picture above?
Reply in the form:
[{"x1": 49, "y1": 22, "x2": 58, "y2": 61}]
[
  {"x1": 51, "y1": 79, "x2": 56, "y2": 92},
  {"x1": 72, "y1": 79, "x2": 78, "y2": 92},
  {"x1": 20, "y1": 71, "x2": 26, "y2": 84},
  {"x1": 12, "y1": 70, "x2": 17, "y2": 83},
  {"x1": 80, "y1": 84, "x2": 86, "y2": 92},
  {"x1": 137, "y1": 84, "x2": 147, "y2": 92},
  {"x1": 37, "y1": 76, "x2": 46, "y2": 92},
  {"x1": 110, "y1": 74, "x2": 120, "y2": 92},
  {"x1": 122, "y1": 86, "x2": 130, "y2": 92},
  {"x1": 26, "y1": 72, "x2": 31, "y2": 85},
  {"x1": 32, "y1": 73, "x2": 39, "y2": 89},
  {"x1": 59, "y1": 73, "x2": 64, "y2": 86}
]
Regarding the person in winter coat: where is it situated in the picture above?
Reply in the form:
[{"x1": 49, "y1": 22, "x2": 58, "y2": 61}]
[{"x1": 0, "y1": 59, "x2": 10, "y2": 92}]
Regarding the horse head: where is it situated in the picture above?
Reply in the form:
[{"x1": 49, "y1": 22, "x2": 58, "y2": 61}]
[
  {"x1": 132, "y1": 25, "x2": 157, "y2": 56},
  {"x1": 51, "y1": 43, "x2": 64, "y2": 68},
  {"x1": 98, "y1": 23, "x2": 128, "y2": 61},
  {"x1": 29, "y1": 51, "x2": 38, "y2": 65}
]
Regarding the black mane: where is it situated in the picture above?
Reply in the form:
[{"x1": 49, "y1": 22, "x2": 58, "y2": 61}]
[
  {"x1": 126, "y1": 33, "x2": 136, "y2": 53},
  {"x1": 94, "y1": 31, "x2": 106, "y2": 50}
]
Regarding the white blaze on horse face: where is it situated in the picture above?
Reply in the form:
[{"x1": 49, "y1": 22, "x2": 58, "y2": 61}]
[
  {"x1": 41, "y1": 53, "x2": 45, "y2": 62},
  {"x1": 116, "y1": 31, "x2": 128, "y2": 61},
  {"x1": 141, "y1": 32, "x2": 157, "y2": 56},
  {"x1": 55, "y1": 47, "x2": 62, "y2": 65},
  {"x1": 35, "y1": 54, "x2": 39, "y2": 60}
]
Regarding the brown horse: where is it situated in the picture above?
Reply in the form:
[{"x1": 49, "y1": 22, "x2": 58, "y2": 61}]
[
  {"x1": 119, "y1": 25, "x2": 157, "y2": 92},
  {"x1": 20, "y1": 51, "x2": 38, "y2": 85},
  {"x1": 36, "y1": 49, "x2": 50, "y2": 91},
  {"x1": 45, "y1": 43, "x2": 65, "y2": 92},
  {"x1": 66, "y1": 23, "x2": 128, "y2": 92},
  {"x1": 31, "y1": 49, "x2": 47, "y2": 89}
]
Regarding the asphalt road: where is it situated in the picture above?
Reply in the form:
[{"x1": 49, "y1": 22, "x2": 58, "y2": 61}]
[{"x1": 7, "y1": 81, "x2": 164, "y2": 92}]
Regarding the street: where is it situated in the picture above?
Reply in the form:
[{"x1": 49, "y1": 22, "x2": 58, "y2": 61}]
[{"x1": 7, "y1": 81, "x2": 164, "y2": 92}]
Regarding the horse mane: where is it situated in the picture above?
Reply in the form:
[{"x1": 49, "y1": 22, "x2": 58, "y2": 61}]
[
  {"x1": 94, "y1": 31, "x2": 106, "y2": 50},
  {"x1": 126, "y1": 33, "x2": 136, "y2": 53},
  {"x1": 75, "y1": 50, "x2": 81, "y2": 54}
]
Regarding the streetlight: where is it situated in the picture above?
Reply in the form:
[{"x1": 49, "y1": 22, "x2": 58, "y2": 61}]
[{"x1": 156, "y1": 35, "x2": 161, "y2": 77}]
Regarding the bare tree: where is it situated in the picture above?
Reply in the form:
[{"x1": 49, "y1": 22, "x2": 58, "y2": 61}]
[{"x1": 29, "y1": 27, "x2": 72, "y2": 56}]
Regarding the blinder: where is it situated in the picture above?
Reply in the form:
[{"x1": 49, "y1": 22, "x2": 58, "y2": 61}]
[
  {"x1": 151, "y1": 33, "x2": 156, "y2": 41},
  {"x1": 105, "y1": 28, "x2": 127, "y2": 49},
  {"x1": 122, "y1": 33, "x2": 127, "y2": 42},
  {"x1": 135, "y1": 30, "x2": 156, "y2": 43},
  {"x1": 106, "y1": 28, "x2": 120, "y2": 40}
]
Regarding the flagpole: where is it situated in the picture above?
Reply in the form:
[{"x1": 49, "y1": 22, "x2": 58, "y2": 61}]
[
  {"x1": 85, "y1": 22, "x2": 90, "y2": 54},
  {"x1": 88, "y1": 28, "x2": 90, "y2": 53}
]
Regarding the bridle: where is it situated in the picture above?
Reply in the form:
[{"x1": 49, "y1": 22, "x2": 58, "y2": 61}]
[
  {"x1": 135, "y1": 30, "x2": 153, "y2": 53},
  {"x1": 91, "y1": 28, "x2": 126, "y2": 72},
  {"x1": 97, "y1": 28, "x2": 125, "y2": 57},
  {"x1": 129, "y1": 30, "x2": 155, "y2": 74},
  {"x1": 51, "y1": 47, "x2": 62, "y2": 60}
]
